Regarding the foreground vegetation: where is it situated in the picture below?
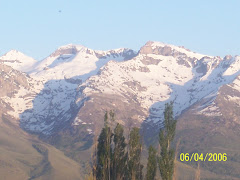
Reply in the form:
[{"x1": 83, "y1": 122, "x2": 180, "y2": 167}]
[
  {"x1": 87, "y1": 102, "x2": 177, "y2": 180},
  {"x1": 1, "y1": 101, "x2": 239, "y2": 179}
]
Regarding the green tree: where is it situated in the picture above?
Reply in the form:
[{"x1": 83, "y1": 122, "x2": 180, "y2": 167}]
[
  {"x1": 96, "y1": 111, "x2": 113, "y2": 180},
  {"x1": 112, "y1": 123, "x2": 128, "y2": 180},
  {"x1": 158, "y1": 102, "x2": 177, "y2": 180},
  {"x1": 128, "y1": 127, "x2": 143, "y2": 180},
  {"x1": 146, "y1": 145, "x2": 157, "y2": 180}
]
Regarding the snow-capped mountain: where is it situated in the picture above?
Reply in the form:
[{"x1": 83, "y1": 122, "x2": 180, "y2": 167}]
[
  {"x1": 30, "y1": 44, "x2": 136, "y2": 82},
  {"x1": 1, "y1": 41, "x2": 240, "y2": 137},
  {"x1": 3, "y1": 45, "x2": 137, "y2": 134},
  {"x1": 0, "y1": 50, "x2": 36, "y2": 72},
  {"x1": 73, "y1": 41, "x2": 240, "y2": 132}
]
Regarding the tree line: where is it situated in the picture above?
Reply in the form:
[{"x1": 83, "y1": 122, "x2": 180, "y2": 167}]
[{"x1": 87, "y1": 102, "x2": 176, "y2": 180}]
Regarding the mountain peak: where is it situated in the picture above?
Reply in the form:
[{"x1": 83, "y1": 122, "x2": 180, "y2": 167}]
[
  {"x1": 1, "y1": 49, "x2": 36, "y2": 62},
  {"x1": 50, "y1": 44, "x2": 87, "y2": 57},
  {"x1": 8, "y1": 49, "x2": 19, "y2": 53},
  {"x1": 58, "y1": 44, "x2": 86, "y2": 51},
  {"x1": 223, "y1": 55, "x2": 232, "y2": 61},
  {"x1": 143, "y1": 41, "x2": 191, "y2": 51},
  {"x1": 3, "y1": 49, "x2": 25, "y2": 58},
  {"x1": 140, "y1": 41, "x2": 210, "y2": 59},
  {"x1": 0, "y1": 50, "x2": 36, "y2": 72}
]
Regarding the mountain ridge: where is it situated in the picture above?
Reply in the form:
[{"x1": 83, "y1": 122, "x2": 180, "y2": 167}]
[{"x1": 1, "y1": 41, "x2": 240, "y2": 136}]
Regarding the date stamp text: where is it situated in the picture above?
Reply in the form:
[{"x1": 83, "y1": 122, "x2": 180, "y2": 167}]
[{"x1": 179, "y1": 153, "x2": 227, "y2": 162}]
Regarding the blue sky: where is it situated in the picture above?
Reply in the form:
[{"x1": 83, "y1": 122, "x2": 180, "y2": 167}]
[{"x1": 0, "y1": 0, "x2": 239, "y2": 60}]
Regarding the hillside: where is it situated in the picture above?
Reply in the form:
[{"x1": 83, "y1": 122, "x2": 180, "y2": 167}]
[
  {"x1": 0, "y1": 63, "x2": 84, "y2": 180},
  {"x1": 0, "y1": 114, "x2": 84, "y2": 180}
]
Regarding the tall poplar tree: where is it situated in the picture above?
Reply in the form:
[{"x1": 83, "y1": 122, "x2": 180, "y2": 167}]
[
  {"x1": 158, "y1": 102, "x2": 177, "y2": 180},
  {"x1": 128, "y1": 127, "x2": 143, "y2": 180},
  {"x1": 96, "y1": 111, "x2": 113, "y2": 180},
  {"x1": 146, "y1": 145, "x2": 157, "y2": 180},
  {"x1": 112, "y1": 123, "x2": 127, "y2": 180}
]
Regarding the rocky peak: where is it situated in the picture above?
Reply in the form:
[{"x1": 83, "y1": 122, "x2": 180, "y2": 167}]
[
  {"x1": 50, "y1": 44, "x2": 137, "y2": 61},
  {"x1": 139, "y1": 41, "x2": 207, "y2": 60},
  {"x1": 224, "y1": 55, "x2": 232, "y2": 61},
  {"x1": 139, "y1": 41, "x2": 184, "y2": 56},
  {"x1": 139, "y1": 41, "x2": 156, "y2": 54},
  {"x1": 93, "y1": 48, "x2": 137, "y2": 60},
  {"x1": 50, "y1": 44, "x2": 85, "y2": 57}
]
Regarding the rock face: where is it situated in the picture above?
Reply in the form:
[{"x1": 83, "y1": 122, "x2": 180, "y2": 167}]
[
  {"x1": 140, "y1": 41, "x2": 197, "y2": 58},
  {"x1": 223, "y1": 54, "x2": 232, "y2": 61},
  {"x1": 0, "y1": 63, "x2": 30, "y2": 120},
  {"x1": 50, "y1": 44, "x2": 79, "y2": 57},
  {"x1": 0, "y1": 63, "x2": 29, "y2": 96}
]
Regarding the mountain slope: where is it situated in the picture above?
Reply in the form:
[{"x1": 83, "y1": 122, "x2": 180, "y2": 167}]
[
  {"x1": 175, "y1": 75, "x2": 240, "y2": 178},
  {"x1": 0, "y1": 64, "x2": 84, "y2": 180},
  {"x1": 0, "y1": 114, "x2": 84, "y2": 180}
]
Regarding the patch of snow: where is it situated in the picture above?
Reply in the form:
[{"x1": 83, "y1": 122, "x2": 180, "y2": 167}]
[
  {"x1": 72, "y1": 117, "x2": 83, "y2": 126},
  {"x1": 87, "y1": 128, "x2": 93, "y2": 134}
]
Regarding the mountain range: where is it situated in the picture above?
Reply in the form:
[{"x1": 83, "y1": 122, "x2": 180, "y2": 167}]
[{"x1": 1, "y1": 41, "x2": 240, "y2": 179}]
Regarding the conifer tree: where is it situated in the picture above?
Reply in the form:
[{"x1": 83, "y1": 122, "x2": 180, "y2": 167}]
[
  {"x1": 128, "y1": 127, "x2": 143, "y2": 180},
  {"x1": 112, "y1": 123, "x2": 127, "y2": 180},
  {"x1": 146, "y1": 145, "x2": 157, "y2": 180},
  {"x1": 158, "y1": 102, "x2": 177, "y2": 180}
]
